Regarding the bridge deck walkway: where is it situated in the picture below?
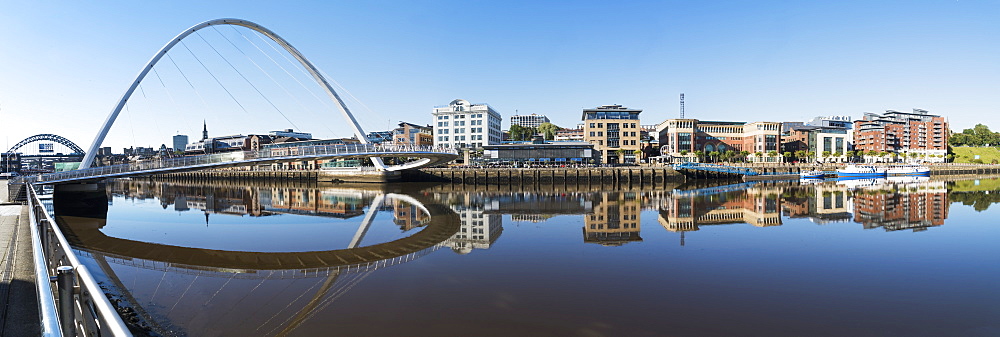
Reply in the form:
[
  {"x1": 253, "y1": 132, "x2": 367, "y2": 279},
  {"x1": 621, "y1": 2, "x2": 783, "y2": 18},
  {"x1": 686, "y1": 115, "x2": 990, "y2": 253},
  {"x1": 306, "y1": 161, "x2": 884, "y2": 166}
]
[{"x1": 0, "y1": 179, "x2": 40, "y2": 336}]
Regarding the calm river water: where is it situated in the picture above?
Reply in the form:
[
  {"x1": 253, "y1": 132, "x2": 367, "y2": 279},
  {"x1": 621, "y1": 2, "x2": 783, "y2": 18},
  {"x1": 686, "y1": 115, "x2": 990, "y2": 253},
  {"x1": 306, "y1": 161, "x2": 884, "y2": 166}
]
[{"x1": 52, "y1": 177, "x2": 1000, "y2": 337}]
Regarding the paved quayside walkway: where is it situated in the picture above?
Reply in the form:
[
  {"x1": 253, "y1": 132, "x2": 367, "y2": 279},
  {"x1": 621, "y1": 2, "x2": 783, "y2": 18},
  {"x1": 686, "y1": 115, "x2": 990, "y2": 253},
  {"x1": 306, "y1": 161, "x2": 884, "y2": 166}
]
[{"x1": 0, "y1": 179, "x2": 39, "y2": 335}]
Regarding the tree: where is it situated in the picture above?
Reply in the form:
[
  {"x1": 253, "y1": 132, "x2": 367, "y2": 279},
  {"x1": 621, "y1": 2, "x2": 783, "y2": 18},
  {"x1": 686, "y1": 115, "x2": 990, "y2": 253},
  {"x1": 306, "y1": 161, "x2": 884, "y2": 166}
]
[
  {"x1": 783, "y1": 151, "x2": 792, "y2": 163},
  {"x1": 537, "y1": 122, "x2": 562, "y2": 140},
  {"x1": 694, "y1": 151, "x2": 704, "y2": 162},
  {"x1": 952, "y1": 124, "x2": 1000, "y2": 147},
  {"x1": 845, "y1": 150, "x2": 856, "y2": 163},
  {"x1": 740, "y1": 151, "x2": 750, "y2": 162},
  {"x1": 615, "y1": 148, "x2": 627, "y2": 163},
  {"x1": 709, "y1": 151, "x2": 720, "y2": 163},
  {"x1": 866, "y1": 150, "x2": 877, "y2": 162},
  {"x1": 724, "y1": 150, "x2": 735, "y2": 163},
  {"x1": 508, "y1": 125, "x2": 526, "y2": 141},
  {"x1": 794, "y1": 150, "x2": 806, "y2": 162},
  {"x1": 822, "y1": 151, "x2": 832, "y2": 162},
  {"x1": 680, "y1": 150, "x2": 688, "y2": 156}
]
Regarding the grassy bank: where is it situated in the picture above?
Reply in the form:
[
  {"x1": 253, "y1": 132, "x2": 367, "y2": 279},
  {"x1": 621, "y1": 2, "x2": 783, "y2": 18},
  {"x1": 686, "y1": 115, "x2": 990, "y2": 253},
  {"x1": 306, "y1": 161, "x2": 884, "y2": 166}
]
[{"x1": 951, "y1": 146, "x2": 1000, "y2": 164}]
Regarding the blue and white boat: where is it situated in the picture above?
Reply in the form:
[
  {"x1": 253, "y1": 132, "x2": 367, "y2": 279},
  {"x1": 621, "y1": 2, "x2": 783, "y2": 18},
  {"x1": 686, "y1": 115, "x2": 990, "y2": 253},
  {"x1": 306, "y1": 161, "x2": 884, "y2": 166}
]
[
  {"x1": 836, "y1": 164, "x2": 887, "y2": 178},
  {"x1": 886, "y1": 164, "x2": 930, "y2": 176},
  {"x1": 799, "y1": 170, "x2": 825, "y2": 179}
]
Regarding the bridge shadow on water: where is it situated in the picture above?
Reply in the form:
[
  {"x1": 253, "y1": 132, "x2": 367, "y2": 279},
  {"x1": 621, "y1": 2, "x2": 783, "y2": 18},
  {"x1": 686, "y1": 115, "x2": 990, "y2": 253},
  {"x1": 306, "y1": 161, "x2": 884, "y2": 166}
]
[{"x1": 51, "y1": 180, "x2": 461, "y2": 336}]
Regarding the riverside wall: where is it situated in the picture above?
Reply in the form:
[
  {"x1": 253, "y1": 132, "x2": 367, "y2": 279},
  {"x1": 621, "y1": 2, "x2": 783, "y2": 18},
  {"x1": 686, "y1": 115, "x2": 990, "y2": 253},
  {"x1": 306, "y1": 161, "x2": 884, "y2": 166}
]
[
  {"x1": 403, "y1": 167, "x2": 685, "y2": 185},
  {"x1": 101, "y1": 163, "x2": 1000, "y2": 185}
]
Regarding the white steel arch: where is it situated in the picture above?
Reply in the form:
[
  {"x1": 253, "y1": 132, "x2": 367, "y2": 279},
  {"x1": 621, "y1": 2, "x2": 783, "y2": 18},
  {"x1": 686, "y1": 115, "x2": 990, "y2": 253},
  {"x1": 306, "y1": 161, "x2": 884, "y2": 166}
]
[{"x1": 81, "y1": 18, "x2": 385, "y2": 170}]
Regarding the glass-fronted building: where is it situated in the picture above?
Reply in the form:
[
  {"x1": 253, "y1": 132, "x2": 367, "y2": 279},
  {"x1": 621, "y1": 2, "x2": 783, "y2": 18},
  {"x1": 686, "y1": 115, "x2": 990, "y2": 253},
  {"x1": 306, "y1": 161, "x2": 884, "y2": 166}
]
[{"x1": 481, "y1": 141, "x2": 595, "y2": 164}]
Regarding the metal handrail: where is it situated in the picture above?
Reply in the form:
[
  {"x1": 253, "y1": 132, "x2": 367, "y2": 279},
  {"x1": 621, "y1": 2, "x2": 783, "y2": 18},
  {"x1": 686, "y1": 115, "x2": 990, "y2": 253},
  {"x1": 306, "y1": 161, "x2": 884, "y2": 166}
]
[
  {"x1": 27, "y1": 194, "x2": 62, "y2": 336},
  {"x1": 26, "y1": 184, "x2": 133, "y2": 336},
  {"x1": 19, "y1": 143, "x2": 457, "y2": 184}
]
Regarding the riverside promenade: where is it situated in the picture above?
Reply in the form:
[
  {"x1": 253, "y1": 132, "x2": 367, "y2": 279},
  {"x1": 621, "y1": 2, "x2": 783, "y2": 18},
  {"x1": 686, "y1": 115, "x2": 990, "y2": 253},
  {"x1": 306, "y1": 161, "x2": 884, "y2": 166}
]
[{"x1": 0, "y1": 179, "x2": 39, "y2": 336}]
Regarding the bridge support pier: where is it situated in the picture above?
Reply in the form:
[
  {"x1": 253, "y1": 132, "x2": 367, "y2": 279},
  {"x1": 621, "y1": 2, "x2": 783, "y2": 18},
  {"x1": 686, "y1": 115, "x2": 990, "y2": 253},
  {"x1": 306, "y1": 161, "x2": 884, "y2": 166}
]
[{"x1": 53, "y1": 182, "x2": 109, "y2": 219}]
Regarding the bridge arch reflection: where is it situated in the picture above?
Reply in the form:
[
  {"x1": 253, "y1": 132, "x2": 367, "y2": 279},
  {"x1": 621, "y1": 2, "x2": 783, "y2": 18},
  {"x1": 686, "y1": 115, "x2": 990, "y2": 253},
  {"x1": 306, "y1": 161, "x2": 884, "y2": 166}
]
[{"x1": 56, "y1": 183, "x2": 459, "y2": 336}]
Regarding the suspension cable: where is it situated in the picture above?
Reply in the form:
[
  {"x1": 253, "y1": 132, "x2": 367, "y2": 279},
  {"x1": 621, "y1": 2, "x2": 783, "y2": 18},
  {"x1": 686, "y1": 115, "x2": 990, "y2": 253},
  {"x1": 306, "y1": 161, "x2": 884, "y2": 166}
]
[
  {"x1": 180, "y1": 40, "x2": 251, "y2": 115},
  {"x1": 248, "y1": 26, "x2": 332, "y2": 108},
  {"x1": 124, "y1": 103, "x2": 138, "y2": 149},
  {"x1": 165, "y1": 53, "x2": 213, "y2": 111},
  {"x1": 212, "y1": 26, "x2": 324, "y2": 133},
  {"x1": 235, "y1": 26, "x2": 340, "y2": 137},
  {"x1": 194, "y1": 31, "x2": 300, "y2": 130},
  {"x1": 251, "y1": 30, "x2": 386, "y2": 136}
]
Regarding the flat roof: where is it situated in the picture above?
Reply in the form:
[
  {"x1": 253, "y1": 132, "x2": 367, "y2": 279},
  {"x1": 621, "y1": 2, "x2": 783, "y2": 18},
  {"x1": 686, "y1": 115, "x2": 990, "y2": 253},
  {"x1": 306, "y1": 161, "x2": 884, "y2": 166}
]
[{"x1": 485, "y1": 141, "x2": 592, "y2": 148}]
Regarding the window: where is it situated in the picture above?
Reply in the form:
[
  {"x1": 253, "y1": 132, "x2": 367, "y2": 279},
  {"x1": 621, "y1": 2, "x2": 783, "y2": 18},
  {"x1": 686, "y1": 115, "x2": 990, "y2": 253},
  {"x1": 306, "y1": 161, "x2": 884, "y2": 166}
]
[
  {"x1": 590, "y1": 123, "x2": 595, "y2": 128},
  {"x1": 598, "y1": 123, "x2": 603, "y2": 128}
]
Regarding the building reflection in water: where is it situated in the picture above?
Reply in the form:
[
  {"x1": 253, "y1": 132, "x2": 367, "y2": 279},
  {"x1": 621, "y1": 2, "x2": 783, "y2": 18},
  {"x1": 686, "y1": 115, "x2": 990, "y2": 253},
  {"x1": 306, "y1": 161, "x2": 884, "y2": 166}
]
[
  {"x1": 844, "y1": 177, "x2": 949, "y2": 232},
  {"x1": 584, "y1": 192, "x2": 642, "y2": 246},
  {"x1": 432, "y1": 193, "x2": 504, "y2": 254},
  {"x1": 783, "y1": 183, "x2": 853, "y2": 224},
  {"x1": 657, "y1": 184, "x2": 783, "y2": 245},
  {"x1": 55, "y1": 177, "x2": 974, "y2": 335}
]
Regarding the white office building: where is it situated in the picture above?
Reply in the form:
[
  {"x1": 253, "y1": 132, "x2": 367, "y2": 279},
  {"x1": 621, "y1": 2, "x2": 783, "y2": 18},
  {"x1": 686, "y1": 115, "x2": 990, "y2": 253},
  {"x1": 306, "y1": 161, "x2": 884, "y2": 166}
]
[
  {"x1": 432, "y1": 99, "x2": 502, "y2": 149},
  {"x1": 510, "y1": 113, "x2": 550, "y2": 128}
]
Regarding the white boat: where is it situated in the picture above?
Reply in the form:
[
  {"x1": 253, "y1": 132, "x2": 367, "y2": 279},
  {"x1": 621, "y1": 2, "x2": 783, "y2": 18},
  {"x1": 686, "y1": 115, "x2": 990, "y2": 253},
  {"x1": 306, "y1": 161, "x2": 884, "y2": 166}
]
[
  {"x1": 799, "y1": 178, "x2": 824, "y2": 185},
  {"x1": 836, "y1": 177, "x2": 887, "y2": 189},
  {"x1": 800, "y1": 170, "x2": 825, "y2": 179},
  {"x1": 886, "y1": 176, "x2": 930, "y2": 184},
  {"x1": 885, "y1": 164, "x2": 930, "y2": 176},
  {"x1": 836, "y1": 164, "x2": 887, "y2": 177}
]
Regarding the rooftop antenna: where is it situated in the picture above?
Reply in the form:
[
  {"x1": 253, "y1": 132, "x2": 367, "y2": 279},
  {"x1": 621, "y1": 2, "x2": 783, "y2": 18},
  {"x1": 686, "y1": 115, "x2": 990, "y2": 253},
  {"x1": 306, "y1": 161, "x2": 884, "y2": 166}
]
[{"x1": 680, "y1": 93, "x2": 685, "y2": 119}]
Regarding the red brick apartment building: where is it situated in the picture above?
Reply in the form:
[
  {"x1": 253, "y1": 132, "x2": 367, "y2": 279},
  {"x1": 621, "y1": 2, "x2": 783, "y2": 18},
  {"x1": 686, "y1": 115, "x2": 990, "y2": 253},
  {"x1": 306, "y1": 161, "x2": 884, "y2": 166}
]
[{"x1": 853, "y1": 109, "x2": 949, "y2": 162}]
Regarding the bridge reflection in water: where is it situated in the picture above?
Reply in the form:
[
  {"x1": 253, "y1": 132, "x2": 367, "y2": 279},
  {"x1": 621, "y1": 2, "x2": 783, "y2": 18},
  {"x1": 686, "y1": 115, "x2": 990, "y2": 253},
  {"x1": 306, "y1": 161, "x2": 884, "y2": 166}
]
[
  {"x1": 47, "y1": 177, "x2": 977, "y2": 336},
  {"x1": 57, "y1": 181, "x2": 460, "y2": 336}
]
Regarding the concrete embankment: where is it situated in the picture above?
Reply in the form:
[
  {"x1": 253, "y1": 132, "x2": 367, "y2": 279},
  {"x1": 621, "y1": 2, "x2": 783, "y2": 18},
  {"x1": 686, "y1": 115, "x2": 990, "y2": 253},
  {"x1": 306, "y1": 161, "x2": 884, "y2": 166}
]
[
  {"x1": 928, "y1": 164, "x2": 1000, "y2": 176},
  {"x1": 144, "y1": 167, "x2": 684, "y2": 185},
  {"x1": 679, "y1": 163, "x2": 1000, "y2": 180},
  {"x1": 403, "y1": 167, "x2": 684, "y2": 185},
  {"x1": 152, "y1": 169, "x2": 401, "y2": 183},
  {"x1": 139, "y1": 163, "x2": 1000, "y2": 184}
]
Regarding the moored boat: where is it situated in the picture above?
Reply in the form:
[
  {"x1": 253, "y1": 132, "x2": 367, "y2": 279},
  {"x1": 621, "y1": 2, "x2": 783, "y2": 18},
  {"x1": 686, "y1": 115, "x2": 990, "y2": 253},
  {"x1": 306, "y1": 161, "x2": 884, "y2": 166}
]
[
  {"x1": 836, "y1": 164, "x2": 887, "y2": 177},
  {"x1": 799, "y1": 170, "x2": 825, "y2": 179},
  {"x1": 885, "y1": 164, "x2": 930, "y2": 176}
]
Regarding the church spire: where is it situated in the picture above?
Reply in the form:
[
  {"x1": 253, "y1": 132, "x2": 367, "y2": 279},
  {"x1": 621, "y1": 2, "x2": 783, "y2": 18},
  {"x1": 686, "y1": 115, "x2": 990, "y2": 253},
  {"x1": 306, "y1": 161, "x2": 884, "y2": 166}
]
[{"x1": 202, "y1": 120, "x2": 208, "y2": 140}]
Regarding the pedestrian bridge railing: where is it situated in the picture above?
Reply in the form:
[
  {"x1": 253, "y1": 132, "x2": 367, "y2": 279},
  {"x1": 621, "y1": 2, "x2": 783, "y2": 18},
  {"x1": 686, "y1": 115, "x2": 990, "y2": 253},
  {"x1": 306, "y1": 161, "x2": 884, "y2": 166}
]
[
  {"x1": 26, "y1": 184, "x2": 133, "y2": 336},
  {"x1": 12, "y1": 143, "x2": 457, "y2": 185}
]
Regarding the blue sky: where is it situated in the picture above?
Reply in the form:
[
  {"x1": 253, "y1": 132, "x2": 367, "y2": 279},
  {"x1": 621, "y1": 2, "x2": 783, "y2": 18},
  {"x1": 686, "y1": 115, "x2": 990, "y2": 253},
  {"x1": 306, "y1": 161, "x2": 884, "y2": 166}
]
[{"x1": 2, "y1": 1, "x2": 1000, "y2": 152}]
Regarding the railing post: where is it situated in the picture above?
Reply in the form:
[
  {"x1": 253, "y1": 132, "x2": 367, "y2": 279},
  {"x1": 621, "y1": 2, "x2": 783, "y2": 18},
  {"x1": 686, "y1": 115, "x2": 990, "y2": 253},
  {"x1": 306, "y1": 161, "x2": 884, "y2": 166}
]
[{"x1": 56, "y1": 265, "x2": 76, "y2": 336}]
